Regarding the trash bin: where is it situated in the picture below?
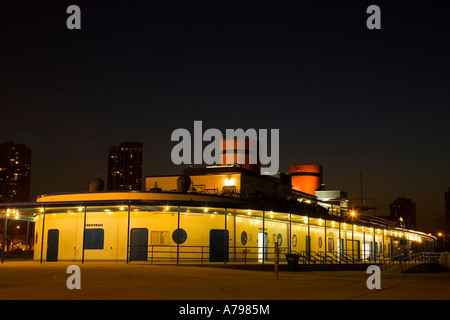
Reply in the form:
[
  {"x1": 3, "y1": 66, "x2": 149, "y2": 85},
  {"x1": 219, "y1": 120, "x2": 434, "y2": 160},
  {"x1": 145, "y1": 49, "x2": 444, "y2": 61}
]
[{"x1": 285, "y1": 253, "x2": 300, "y2": 271}]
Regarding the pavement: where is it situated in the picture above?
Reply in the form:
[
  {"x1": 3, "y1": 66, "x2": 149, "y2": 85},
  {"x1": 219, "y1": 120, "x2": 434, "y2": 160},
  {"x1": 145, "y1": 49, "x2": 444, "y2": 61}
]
[{"x1": 0, "y1": 261, "x2": 450, "y2": 300}]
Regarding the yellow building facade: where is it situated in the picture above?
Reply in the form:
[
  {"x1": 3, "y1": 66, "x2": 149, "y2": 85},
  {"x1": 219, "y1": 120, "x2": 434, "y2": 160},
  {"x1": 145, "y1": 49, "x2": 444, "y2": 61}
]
[{"x1": 15, "y1": 190, "x2": 433, "y2": 264}]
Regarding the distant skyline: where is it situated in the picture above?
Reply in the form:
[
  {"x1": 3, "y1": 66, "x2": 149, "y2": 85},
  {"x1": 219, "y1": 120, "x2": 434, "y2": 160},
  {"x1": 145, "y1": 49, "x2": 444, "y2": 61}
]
[{"x1": 1, "y1": 1, "x2": 449, "y2": 232}]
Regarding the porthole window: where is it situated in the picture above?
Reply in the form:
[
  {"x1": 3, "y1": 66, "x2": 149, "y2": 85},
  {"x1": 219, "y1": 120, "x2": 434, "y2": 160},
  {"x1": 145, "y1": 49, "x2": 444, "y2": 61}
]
[
  {"x1": 292, "y1": 235, "x2": 297, "y2": 247},
  {"x1": 277, "y1": 234, "x2": 283, "y2": 246},
  {"x1": 241, "y1": 231, "x2": 248, "y2": 245},
  {"x1": 172, "y1": 228, "x2": 187, "y2": 244}
]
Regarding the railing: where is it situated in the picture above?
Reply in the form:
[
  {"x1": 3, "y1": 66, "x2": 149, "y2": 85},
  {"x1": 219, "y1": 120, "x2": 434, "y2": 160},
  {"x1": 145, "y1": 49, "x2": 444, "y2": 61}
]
[
  {"x1": 129, "y1": 245, "x2": 291, "y2": 264},
  {"x1": 381, "y1": 252, "x2": 442, "y2": 271},
  {"x1": 127, "y1": 244, "x2": 418, "y2": 266}
]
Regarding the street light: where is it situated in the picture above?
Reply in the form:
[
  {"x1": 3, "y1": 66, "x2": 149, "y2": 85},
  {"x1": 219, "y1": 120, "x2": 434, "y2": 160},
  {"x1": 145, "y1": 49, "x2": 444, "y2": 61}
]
[{"x1": 438, "y1": 232, "x2": 446, "y2": 250}]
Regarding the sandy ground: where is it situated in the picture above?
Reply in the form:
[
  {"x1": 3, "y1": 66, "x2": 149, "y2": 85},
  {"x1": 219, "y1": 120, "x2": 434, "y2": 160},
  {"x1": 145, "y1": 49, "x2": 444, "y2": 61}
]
[{"x1": 0, "y1": 261, "x2": 449, "y2": 300}]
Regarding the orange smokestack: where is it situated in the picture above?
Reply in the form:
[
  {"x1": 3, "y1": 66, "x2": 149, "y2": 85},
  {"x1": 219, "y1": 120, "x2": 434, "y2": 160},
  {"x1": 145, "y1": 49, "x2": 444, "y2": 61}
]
[
  {"x1": 290, "y1": 164, "x2": 323, "y2": 195},
  {"x1": 220, "y1": 139, "x2": 260, "y2": 173}
]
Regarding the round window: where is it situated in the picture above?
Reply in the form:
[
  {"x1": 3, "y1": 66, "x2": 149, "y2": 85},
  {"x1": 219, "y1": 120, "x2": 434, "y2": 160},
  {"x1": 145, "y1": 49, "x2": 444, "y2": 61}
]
[
  {"x1": 172, "y1": 228, "x2": 187, "y2": 244},
  {"x1": 277, "y1": 234, "x2": 283, "y2": 246},
  {"x1": 318, "y1": 236, "x2": 323, "y2": 248},
  {"x1": 292, "y1": 235, "x2": 297, "y2": 247}
]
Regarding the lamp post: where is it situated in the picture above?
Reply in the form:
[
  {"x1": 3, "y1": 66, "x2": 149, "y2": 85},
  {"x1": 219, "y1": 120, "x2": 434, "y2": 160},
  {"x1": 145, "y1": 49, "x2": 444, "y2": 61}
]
[{"x1": 345, "y1": 211, "x2": 357, "y2": 263}]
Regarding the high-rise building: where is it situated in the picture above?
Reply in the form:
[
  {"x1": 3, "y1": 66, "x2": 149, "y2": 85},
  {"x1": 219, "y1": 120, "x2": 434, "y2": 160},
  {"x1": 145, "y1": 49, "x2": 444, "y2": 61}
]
[
  {"x1": 0, "y1": 142, "x2": 31, "y2": 203},
  {"x1": 389, "y1": 197, "x2": 416, "y2": 230},
  {"x1": 107, "y1": 142, "x2": 143, "y2": 191}
]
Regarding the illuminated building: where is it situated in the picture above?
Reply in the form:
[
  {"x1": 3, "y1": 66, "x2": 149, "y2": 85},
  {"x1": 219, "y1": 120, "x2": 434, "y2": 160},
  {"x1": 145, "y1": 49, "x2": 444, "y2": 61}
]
[
  {"x1": 107, "y1": 142, "x2": 143, "y2": 191},
  {"x1": 0, "y1": 142, "x2": 31, "y2": 203},
  {"x1": 0, "y1": 163, "x2": 435, "y2": 263}
]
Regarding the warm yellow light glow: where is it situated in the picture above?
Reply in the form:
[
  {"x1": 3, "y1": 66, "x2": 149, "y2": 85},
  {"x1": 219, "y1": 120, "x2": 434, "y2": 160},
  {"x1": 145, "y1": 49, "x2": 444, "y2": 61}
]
[
  {"x1": 269, "y1": 211, "x2": 274, "y2": 218},
  {"x1": 165, "y1": 206, "x2": 169, "y2": 211},
  {"x1": 204, "y1": 208, "x2": 208, "y2": 213},
  {"x1": 224, "y1": 178, "x2": 235, "y2": 186}
]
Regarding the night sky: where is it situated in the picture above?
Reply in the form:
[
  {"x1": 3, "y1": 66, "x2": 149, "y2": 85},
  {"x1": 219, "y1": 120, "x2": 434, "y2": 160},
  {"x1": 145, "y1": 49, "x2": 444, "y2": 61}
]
[{"x1": 1, "y1": 1, "x2": 449, "y2": 232}]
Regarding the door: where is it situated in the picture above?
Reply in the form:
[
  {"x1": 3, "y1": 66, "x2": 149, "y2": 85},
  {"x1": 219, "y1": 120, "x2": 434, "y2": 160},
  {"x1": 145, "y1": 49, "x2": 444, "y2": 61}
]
[
  {"x1": 46, "y1": 229, "x2": 59, "y2": 262},
  {"x1": 130, "y1": 228, "x2": 148, "y2": 262},
  {"x1": 209, "y1": 229, "x2": 229, "y2": 262},
  {"x1": 258, "y1": 232, "x2": 268, "y2": 262}
]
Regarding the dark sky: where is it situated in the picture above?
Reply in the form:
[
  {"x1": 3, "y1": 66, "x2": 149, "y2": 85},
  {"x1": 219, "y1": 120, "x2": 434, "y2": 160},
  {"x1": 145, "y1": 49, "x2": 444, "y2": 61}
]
[{"x1": 1, "y1": 1, "x2": 449, "y2": 232}]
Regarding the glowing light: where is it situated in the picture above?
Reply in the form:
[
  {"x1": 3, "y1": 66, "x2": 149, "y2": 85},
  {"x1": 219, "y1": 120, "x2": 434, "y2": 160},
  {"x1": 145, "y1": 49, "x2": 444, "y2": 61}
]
[{"x1": 224, "y1": 178, "x2": 235, "y2": 186}]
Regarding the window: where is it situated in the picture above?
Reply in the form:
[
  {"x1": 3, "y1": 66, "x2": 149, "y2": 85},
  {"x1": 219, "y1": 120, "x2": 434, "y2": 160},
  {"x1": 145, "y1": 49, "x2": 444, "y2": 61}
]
[
  {"x1": 241, "y1": 231, "x2": 248, "y2": 245},
  {"x1": 151, "y1": 231, "x2": 169, "y2": 245},
  {"x1": 84, "y1": 229, "x2": 104, "y2": 249},
  {"x1": 172, "y1": 228, "x2": 187, "y2": 244}
]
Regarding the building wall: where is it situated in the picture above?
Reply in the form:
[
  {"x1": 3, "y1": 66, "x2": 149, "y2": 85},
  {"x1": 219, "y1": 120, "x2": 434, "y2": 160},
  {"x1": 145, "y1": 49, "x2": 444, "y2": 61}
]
[{"x1": 32, "y1": 204, "x2": 431, "y2": 263}]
